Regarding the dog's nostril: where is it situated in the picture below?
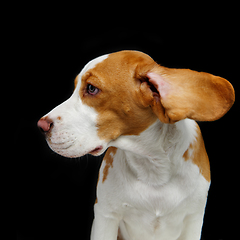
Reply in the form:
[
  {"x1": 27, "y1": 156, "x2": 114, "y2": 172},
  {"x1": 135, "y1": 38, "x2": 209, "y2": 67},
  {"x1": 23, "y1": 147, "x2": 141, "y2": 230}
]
[
  {"x1": 37, "y1": 118, "x2": 53, "y2": 134},
  {"x1": 38, "y1": 125, "x2": 45, "y2": 133}
]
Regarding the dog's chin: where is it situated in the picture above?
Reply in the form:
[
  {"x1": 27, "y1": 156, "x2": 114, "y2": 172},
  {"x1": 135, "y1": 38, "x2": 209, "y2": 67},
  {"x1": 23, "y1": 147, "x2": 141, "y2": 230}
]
[
  {"x1": 48, "y1": 142, "x2": 106, "y2": 158},
  {"x1": 47, "y1": 144, "x2": 79, "y2": 158}
]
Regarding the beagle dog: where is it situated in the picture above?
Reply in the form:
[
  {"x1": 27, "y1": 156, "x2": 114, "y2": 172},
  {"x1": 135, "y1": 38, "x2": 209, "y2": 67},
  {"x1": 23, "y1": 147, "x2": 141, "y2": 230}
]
[{"x1": 38, "y1": 50, "x2": 235, "y2": 240}]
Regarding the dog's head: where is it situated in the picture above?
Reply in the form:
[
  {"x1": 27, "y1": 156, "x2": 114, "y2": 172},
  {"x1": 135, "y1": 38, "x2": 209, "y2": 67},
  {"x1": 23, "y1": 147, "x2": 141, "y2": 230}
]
[{"x1": 38, "y1": 50, "x2": 235, "y2": 158}]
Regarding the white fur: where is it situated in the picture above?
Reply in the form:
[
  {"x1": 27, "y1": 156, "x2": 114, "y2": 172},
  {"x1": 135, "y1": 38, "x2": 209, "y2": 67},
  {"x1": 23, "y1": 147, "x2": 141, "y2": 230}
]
[
  {"x1": 43, "y1": 54, "x2": 109, "y2": 157},
  {"x1": 93, "y1": 119, "x2": 210, "y2": 240}
]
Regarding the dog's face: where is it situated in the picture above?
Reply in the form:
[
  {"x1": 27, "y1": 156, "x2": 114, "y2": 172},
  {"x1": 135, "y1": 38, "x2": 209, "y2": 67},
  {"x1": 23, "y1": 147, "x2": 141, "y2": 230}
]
[
  {"x1": 38, "y1": 51, "x2": 158, "y2": 158},
  {"x1": 38, "y1": 50, "x2": 234, "y2": 158}
]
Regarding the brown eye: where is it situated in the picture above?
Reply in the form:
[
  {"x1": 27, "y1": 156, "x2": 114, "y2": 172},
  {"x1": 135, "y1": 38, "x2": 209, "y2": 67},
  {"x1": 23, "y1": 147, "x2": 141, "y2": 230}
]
[{"x1": 87, "y1": 84, "x2": 99, "y2": 95}]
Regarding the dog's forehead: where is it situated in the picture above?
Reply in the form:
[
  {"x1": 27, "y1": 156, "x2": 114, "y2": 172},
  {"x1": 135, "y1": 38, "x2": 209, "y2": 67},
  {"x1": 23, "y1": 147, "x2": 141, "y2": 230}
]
[
  {"x1": 81, "y1": 54, "x2": 109, "y2": 76},
  {"x1": 75, "y1": 51, "x2": 153, "y2": 88},
  {"x1": 75, "y1": 54, "x2": 109, "y2": 88}
]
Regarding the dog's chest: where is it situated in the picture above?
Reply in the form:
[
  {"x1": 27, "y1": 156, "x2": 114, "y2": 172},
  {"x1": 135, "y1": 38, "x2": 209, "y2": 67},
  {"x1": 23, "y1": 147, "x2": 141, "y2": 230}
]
[
  {"x1": 115, "y1": 171, "x2": 206, "y2": 240},
  {"x1": 99, "y1": 148, "x2": 206, "y2": 207},
  {"x1": 97, "y1": 147, "x2": 209, "y2": 239},
  {"x1": 113, "y1": 172, "x2": 201, "y2": 240},
  {"x1": 120, "y1": 199, "x2": 192, "y2": 240}
]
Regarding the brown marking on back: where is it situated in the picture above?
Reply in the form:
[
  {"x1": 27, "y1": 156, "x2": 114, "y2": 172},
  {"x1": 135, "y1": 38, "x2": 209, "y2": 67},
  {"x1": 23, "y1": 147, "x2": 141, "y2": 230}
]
[
  {"x1": 183, "y1": 124, "x2": 210, "y2": 182},
  {"x1": 79, "y1": 51, "x2": 158, "y2": 142},
  {"x1": 102, "y1": 147, "x2": 117, "y2": 183}
]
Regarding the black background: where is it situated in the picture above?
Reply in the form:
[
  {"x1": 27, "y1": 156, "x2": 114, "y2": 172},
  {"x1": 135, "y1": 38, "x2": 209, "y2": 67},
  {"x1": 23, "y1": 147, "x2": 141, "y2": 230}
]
[{"x1": 13, "y1": 3, "x2": 239, "y2": 240}]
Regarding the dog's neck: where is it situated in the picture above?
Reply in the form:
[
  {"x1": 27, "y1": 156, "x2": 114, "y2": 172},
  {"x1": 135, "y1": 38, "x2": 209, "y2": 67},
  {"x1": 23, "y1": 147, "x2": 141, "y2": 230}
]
[{"x1": 111, "y1": 119, "x2": 197, "y2": 186}]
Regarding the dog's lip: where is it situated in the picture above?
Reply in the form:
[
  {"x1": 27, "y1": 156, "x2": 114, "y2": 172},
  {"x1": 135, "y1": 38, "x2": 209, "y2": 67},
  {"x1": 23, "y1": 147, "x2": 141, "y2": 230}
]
[{"x1": 89, "y1": 146, "x2": 103, "y2": 154}]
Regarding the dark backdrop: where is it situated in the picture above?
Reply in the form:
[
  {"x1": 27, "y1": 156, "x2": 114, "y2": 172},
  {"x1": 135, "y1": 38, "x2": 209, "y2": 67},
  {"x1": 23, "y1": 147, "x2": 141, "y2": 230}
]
[{"x1": 14, "y1": 5, "x2": 239, "y2": 240}]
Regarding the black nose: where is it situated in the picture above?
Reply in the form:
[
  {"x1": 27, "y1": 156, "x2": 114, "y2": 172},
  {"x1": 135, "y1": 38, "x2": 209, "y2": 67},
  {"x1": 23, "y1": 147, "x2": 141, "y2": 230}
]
[{"x1": 37, "y1": 117, "x2": 53, "y2": 134}]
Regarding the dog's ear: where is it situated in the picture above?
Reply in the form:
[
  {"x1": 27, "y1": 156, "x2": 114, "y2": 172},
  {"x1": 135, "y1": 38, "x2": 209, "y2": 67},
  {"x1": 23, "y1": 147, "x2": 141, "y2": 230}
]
[{"x1": 137, "y1": 64, "x2": 235, "y2": 123}]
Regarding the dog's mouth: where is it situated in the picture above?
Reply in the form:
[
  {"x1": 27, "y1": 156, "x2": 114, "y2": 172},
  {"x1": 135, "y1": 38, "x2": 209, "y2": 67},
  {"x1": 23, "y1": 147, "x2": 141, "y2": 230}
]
[
  {"x1": 89, "y1": 146, "x2": 103, "y2": 155},
  {"x1": 48, "y1": 143, "x2": 104, "y2": 158}
]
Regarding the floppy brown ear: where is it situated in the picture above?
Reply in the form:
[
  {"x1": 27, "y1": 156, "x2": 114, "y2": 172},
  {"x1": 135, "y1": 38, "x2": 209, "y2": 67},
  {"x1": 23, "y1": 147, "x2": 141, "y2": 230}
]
[{"x1": 139, "y1": 65, "x2": 235, "y2": 123}]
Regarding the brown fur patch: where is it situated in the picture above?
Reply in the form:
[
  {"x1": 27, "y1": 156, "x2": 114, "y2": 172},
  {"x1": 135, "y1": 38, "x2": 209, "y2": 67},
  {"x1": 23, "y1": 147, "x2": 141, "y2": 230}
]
[
  {"x1": 79, "y1": 51, "x2": 158, "y2": 141},
  {"x1": 79, "y1": 50, "x2": 234, "y2": 140},
  {"x1": 183, "y1": 125, "x2": 210, "y2": 182},
  {"x1": 102, "y1": 147, "x2": 117, "y2": 183}
]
